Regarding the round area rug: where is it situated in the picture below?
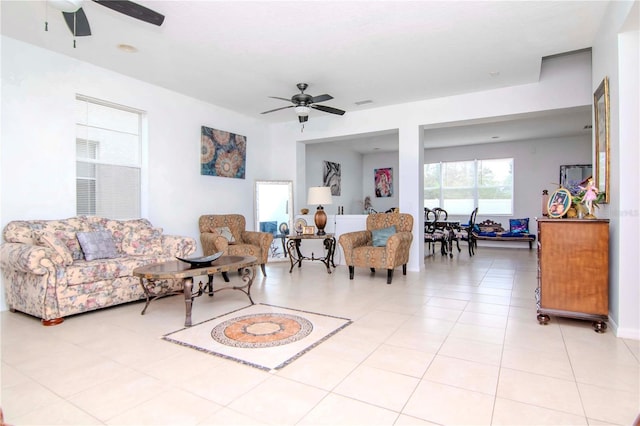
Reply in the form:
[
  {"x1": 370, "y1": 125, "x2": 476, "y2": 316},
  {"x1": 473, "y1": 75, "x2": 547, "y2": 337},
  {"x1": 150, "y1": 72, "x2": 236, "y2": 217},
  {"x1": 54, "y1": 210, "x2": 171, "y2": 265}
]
[{"x1": 211, "y1": 313, "x2": 313, "y2": 348}]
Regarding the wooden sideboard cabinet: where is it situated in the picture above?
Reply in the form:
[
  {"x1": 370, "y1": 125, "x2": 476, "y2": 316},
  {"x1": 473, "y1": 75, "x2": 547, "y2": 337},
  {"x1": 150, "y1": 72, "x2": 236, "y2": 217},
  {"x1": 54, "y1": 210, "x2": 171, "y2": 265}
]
[{"x1": 536, "y1": 218, "x2": 609, "y2": 332}]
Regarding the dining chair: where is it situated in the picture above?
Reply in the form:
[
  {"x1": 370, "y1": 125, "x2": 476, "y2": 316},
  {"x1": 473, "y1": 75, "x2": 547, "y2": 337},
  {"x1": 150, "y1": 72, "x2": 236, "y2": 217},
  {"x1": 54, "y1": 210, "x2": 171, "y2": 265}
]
[
  {"x1": 454, "y1": 207, "x2": 479, "y2": 256},
  {"x1": 424, "y1": 207, "x2": 448, "y2": 255}
]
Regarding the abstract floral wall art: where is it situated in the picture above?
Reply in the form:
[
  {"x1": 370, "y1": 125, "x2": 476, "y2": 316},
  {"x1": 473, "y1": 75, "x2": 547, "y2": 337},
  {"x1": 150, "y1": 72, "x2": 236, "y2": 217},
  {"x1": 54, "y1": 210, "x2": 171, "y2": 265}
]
[{"x1": 201, "y1": 126, "x2": 246, "y2": 179}]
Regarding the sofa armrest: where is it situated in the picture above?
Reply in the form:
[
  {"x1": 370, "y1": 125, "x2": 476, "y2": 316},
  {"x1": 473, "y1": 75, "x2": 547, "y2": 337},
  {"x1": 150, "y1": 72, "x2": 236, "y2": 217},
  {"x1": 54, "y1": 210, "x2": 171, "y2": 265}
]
[
  {"x1": 338, "y1": 230, "x2": 372, "y2": 264},
  {"x1": 161, "y1": 235, "x2": 197, "y2": 258},
  {"x1": 385, "y1": 231, "x2": 413, "y2": 264},
  {"x1": 241, "y1": 231, "x2": 274, "y2": 251},
  {"x1": 0, "y1": 243, "x2": 62, "y2": 275}
]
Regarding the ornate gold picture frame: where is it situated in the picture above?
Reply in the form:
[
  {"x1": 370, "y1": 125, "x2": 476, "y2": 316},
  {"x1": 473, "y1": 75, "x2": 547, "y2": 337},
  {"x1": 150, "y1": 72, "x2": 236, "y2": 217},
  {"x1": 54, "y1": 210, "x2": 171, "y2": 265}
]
[{"x1": 593, "y1": 77, "x2": 610, "y2": 203}]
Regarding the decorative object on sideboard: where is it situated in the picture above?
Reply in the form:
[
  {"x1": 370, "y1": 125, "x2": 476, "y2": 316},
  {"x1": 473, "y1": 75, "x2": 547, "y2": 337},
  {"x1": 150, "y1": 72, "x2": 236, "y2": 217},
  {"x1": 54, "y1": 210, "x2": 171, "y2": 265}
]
[
  {"x1": 594, "y1": 76, "x2": 610, "y2": 203},
  {"x1": 300, "y1": 208, "x2": 309, "y2": 215},
  {"x1": 541, "y1": 189, "x2": 549, "y2": 216},
  {"x1": 547, "y1": 187, "x2": 572, "y2": 219},
  {"x1": 307, "y1": 186, "x2": 332, "y2": 236},
  {"x1": 363, "y1": 195, "x2": 376, "y2": 214},
  {"x1": 294, "y1": 218, "x2": 307, "y2": 235},
  {"x1": 572, "y1": 177, "x2": 605, "y2": 219}
]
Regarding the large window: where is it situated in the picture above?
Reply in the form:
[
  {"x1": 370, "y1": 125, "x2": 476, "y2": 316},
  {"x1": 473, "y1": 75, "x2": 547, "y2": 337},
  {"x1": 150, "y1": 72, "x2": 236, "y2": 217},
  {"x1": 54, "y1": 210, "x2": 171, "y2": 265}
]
[
  {"x1": 424, "y1": 158, "x2": 513, "y2": 215},
  {"x1": 76, "y1": 96, "x2": 142, "y2": 218}
]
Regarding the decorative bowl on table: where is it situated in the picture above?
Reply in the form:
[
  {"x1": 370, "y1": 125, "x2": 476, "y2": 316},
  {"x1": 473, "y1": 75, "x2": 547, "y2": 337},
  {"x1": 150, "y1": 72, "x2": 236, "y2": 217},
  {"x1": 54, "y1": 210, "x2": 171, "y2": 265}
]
[{"x1": 176, "y1": 252, "x2": 223, "y2": 268}]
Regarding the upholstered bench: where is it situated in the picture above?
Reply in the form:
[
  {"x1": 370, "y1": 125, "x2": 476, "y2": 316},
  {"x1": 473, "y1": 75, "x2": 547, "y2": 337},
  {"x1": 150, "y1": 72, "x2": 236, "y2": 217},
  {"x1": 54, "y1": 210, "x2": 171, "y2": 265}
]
[{"x1": 474, "y1": 219, "x2": 536, "y2": 249}]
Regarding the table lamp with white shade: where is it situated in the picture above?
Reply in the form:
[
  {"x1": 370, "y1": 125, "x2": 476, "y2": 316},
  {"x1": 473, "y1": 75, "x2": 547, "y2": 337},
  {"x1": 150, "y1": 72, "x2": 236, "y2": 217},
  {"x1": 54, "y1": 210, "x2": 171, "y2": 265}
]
[{"x1": 307, "y1": 186, "x2": 333, "y2": 235}]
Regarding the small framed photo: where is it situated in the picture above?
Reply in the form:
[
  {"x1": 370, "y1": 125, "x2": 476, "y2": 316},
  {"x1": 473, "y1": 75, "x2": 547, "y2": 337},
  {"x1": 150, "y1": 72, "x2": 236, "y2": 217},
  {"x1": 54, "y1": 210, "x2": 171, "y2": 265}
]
[
  {"x1": 302, "y1": 226, "x2": 315, "y2": 235},
  {"x1": 547, "y1": 188, "x2": 572, "y2": 218}
]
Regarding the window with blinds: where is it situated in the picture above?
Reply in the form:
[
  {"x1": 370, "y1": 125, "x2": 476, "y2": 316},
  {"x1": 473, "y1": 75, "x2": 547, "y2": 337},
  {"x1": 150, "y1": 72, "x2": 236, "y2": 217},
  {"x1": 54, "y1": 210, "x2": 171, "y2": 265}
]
[{"x1": 76, "y1": 96, "x2": 142, "y2": 219}]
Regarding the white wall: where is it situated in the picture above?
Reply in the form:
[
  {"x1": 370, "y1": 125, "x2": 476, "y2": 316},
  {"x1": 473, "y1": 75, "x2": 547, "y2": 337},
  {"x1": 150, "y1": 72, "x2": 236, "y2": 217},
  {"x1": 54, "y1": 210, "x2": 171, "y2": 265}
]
[
  {"x1": 304, "y1": 143, "x2": 362, "y2": 215},
  {"x1": 591, "y1": 0, "x2": 639, "y2": 339}
]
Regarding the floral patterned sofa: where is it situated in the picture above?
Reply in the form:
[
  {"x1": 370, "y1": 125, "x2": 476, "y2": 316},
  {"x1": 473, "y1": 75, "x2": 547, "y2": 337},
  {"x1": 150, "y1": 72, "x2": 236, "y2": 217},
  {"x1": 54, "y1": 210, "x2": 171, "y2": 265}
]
[{"x1": 0, "y1": 216, "x2": 196, "y2": 325}]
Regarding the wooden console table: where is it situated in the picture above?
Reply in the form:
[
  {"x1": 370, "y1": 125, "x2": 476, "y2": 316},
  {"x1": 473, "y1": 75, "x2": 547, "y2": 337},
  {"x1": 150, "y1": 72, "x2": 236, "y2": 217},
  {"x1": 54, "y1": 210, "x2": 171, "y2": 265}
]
[
  {"x1": 535, "y1": 219, "x2": 609, "y2": 332},
  {"x1": 286, "y1": 234, "x2": 336, "y2": 274}
]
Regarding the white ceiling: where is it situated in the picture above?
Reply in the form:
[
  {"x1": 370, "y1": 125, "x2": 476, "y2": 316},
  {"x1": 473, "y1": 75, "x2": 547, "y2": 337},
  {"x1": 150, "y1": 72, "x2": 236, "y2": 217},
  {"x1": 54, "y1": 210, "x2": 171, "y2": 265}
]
[{"x1": 1, "y1": 0, "x2": 607, "y2": 149}]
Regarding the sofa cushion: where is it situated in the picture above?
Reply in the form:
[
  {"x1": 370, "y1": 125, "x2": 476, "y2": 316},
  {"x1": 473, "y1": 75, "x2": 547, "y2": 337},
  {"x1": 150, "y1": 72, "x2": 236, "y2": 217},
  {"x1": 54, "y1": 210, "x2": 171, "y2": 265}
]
[
  {"x1": 372, "y1": 225, "x2": 396, "y2": 247},
  {"x1": 509, "y1": 218, "x2": 529, "y2": 234},
  {"x1": 34, "y1": 230, "x2": 74, "y2": 265},
  {"x1": 77, "y1": 231, "x2": 120, "y2": 261},
  {"x1": 212, "y1": 226, "x2": 236, "y2": 243},
  {"x1": 62, "y1": 256, "x2": 163, "y2": 286},
  {"x1": 103, "y1": 218, "x2": 155, "y2": 252},
  {"x1": 122, "y1": 227, "x2": 163, "y2": 255}
]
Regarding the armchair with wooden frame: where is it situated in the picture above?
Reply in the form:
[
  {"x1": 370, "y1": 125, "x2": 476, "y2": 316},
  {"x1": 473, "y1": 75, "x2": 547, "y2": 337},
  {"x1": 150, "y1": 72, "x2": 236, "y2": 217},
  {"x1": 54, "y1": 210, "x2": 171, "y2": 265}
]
[{"x1": 338, "y1": 212, "x2": 413, "y2": 284}]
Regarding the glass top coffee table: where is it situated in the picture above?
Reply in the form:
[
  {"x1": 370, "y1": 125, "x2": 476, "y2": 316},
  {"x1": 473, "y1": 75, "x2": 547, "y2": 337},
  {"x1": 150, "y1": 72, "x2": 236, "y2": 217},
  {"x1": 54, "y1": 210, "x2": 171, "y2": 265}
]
[{"x1": 133, "y1": 255, "x2": 257, "y2": 327}]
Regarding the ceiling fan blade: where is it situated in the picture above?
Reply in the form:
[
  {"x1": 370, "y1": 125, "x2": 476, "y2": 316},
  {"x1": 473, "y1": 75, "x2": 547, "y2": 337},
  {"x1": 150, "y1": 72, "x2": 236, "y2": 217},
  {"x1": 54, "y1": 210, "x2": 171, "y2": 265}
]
[
  {"x1": 62, "y1": 8, "x2": 92, "y2": 36},
  {"x1": 311, "y1": 94, "x2": 333, "y2": 103},
  {"x1": 92, "y1": 0, "x2": 165, "y2": 26},
  {"x1": 268, "y1": 96, "x2": 292, "y2": 102},
  {"x1": 299, "y1": 115, "x2": 309, "y2": 123},
  {"x1": 311, "y1": 104, "x2": 346, "y2": 116},
  {"x1": 261, "y1": 105, "x2": 294, "y2": 114}
]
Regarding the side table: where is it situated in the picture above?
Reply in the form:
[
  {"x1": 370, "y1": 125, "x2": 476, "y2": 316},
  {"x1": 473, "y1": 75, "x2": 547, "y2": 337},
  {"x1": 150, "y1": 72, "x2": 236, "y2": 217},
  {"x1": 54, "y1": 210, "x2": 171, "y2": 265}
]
[{"x1": 286, "y1": 233, "x2": 336, "y2": 274}]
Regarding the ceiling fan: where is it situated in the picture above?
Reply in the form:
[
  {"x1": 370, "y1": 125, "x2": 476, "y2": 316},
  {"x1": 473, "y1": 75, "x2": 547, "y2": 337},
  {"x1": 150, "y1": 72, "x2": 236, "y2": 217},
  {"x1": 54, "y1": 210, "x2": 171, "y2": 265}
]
[
  {"x1": 261, "y1": 83, "x2": 346, "y2": 123},
  {"x1": 47, "y1": 0, "x2": 164, "y2": 38}
]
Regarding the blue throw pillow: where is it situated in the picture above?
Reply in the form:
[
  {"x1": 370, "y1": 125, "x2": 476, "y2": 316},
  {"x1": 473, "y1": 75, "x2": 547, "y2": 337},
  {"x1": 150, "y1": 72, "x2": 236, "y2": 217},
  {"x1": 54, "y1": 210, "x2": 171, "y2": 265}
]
[
  {"x1": 372, "y1": 226, "x2": 396, "y2": 247},
  {"x1": 509, "y1": 218, "x2": 529, "y2": 234}
]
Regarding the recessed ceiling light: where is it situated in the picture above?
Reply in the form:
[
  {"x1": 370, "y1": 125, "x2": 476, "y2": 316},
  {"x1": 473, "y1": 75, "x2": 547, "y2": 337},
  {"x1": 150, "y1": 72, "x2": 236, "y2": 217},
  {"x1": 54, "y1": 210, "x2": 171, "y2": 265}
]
[{"x1": 117, "y1": 44, "x2": 138, "y2": 53}]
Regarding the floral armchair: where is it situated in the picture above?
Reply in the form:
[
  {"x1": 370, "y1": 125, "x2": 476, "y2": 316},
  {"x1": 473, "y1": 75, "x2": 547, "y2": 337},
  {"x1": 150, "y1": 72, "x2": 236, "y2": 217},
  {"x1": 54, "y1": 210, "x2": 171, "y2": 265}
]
[
  {"x1": 338, "y1": 213, "x2": 414, "y2": 284},
  {"x1": 198, "y1": 214, "x2": 273, "y2": 276}
]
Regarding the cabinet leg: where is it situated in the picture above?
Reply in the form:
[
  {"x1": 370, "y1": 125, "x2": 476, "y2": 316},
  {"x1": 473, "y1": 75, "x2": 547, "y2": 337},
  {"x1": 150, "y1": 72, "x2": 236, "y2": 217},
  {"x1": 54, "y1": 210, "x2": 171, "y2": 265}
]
[
  {"x1": 537, "y1": 314, "x2": 550, "y2": 325},
  {"x1": 592, "y1": 321, "x2": 607, "y2": 333}
]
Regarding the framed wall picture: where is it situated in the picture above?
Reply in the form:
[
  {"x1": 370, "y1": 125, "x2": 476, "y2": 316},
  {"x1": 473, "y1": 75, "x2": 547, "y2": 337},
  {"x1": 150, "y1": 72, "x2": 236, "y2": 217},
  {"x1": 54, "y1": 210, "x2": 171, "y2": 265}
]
[
  {"x1": 547, "y1": 188, "x2": 572, "y2": 218},
  {"x1": 323, "y1": 161, "x2": 341, "y2": 196},
  {"x1": 302, "y1": 226, "x2": 315, "y2": 235},
  {"x1": 201, "y1": 126, "x2": 247, "y2": 179},
  {"x1": 593, "y1": 77, "x2": 610, "y2": 203},
  {"x1": 374, "y1": 167, "x2": 393, "y2": 197}
]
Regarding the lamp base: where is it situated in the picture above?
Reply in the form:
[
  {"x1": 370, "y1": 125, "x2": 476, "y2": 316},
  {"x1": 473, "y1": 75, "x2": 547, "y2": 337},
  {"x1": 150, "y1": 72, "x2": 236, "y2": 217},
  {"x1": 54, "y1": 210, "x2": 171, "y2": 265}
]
[{"x1": 314, "y1": 206, "x2": 327, "y2": 236}]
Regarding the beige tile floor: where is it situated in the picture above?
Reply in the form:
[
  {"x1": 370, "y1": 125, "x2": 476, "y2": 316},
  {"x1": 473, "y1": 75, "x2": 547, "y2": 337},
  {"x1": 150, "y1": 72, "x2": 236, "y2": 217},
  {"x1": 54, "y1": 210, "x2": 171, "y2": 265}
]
[{"x1": 1, "y1": 247, "x2": 639, "y2": 425}]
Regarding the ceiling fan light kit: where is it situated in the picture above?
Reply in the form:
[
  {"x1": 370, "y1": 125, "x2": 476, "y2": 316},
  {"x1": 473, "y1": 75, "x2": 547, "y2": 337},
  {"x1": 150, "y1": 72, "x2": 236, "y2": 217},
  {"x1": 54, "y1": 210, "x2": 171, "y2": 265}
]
[
  {"x1": 262, "y1": 83, "x2": 345, "y2": 125},
  {"x1": 49, "y1": 0, "x2": 83, "y2": 13}
]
